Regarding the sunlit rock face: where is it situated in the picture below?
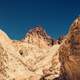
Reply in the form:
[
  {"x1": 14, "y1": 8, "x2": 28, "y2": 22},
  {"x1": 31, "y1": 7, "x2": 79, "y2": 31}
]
[
  {"x1": 0, "y1": 26, "x2": 60, "y2": 80},
  {"x1": 24, "y1": 26, "x2": 54, "y2": 47},
  {"x1": 0, "y1": 17, "x2": 80, "y2": 80}
]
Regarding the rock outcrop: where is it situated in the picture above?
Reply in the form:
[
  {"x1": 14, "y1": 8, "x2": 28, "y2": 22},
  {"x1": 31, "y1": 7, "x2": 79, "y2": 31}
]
[
  {"x1": 40, "y1": 16, "x2": 80, "y2": 80},
  {"x1": 0, "y1": 17, "x2": 80, "y2": 80},
  {"x1": 24, "y1": 26, "x2": 54, "y2": 47},
  {"x1": 0, "y1": 26, "x2": 60, "y2": 80},
  {"x1": 58, "y1": 16, "x2": 80, "y2": 80}
]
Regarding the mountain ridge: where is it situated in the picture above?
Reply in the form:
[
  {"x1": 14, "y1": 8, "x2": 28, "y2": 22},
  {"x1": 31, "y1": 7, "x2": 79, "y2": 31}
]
[{"x1": 0, "y1": 17, "x2": 80, "y2": 80}]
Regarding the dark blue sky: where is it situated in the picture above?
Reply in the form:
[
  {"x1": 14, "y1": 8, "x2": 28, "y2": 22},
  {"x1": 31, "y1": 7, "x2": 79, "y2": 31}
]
[{"x1": 0, "y1": 0, "x2": 80, "y2": 40}]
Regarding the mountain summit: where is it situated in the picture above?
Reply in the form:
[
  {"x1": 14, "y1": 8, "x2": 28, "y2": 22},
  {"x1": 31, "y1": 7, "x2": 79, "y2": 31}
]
[
  {"x1": 24, "y1": 26, "x2": 54, "y2": 47},
  {"x1": 0, "y1": 17, "x2": 80, "y2": 80}
]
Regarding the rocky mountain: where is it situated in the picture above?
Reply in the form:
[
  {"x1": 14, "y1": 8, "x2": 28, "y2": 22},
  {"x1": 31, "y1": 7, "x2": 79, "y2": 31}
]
[
  {"x1": 0, "y1": 17, "x2": 80, "y2": 80},
  {"x1": 58, "y1": 16, "x2": 80, "y2": 80}
]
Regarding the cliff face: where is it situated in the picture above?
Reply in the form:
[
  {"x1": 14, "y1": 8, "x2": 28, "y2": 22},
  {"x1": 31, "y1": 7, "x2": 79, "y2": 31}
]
[
  {"x1": 0, "y1": 26, "x2": 60, "y2": 80},
  {"x1": 58, "y1": 16, "x2": 80, "y2": 80},
  {"x1": 0, "y1": 17, "x2": 80, "y2": 80}
]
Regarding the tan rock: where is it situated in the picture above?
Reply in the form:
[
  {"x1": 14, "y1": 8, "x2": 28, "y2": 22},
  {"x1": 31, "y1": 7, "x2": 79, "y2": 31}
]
[{"x1": 0, "y1": 17, "x2": 80, "y2": 80}]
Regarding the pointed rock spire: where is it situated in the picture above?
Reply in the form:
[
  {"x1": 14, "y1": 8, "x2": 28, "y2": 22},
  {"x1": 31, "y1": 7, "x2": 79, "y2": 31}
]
[
  {"x1": 68, "y1": 16, "x2": 80, "y2": 34},
  {"x1": 23, "y1": 26, "x2": 54, "y2": 47}
]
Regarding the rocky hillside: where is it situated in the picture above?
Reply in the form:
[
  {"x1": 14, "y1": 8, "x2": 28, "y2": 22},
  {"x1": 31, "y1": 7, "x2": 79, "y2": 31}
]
[
  {"x1": 58, "y1": 16, "x2": 80, "y2": 80},
  {"x1": 0, "y1": 17, "x2": 80, "y2": 80}
]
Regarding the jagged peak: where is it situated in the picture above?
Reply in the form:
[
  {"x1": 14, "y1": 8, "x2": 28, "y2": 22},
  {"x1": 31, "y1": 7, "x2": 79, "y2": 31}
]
[
  {"x1": 25, "y1": 26, "x2": 48, "y2": 38},
  {"x1": 69, "y1": 16, "x2": 80, "y2": 32},
  {"x1": 23, "y1": 26, "x2": 54, "y2": 46},
  {"x1": 66, "y1": 16, "x2": 80, "y2": 38},
  {"x1": 63, "y1": 16, "x2": 80, "y2": 56},
  {"x1": 74, "y1": 16, "x2": 80, "y2": 23}
]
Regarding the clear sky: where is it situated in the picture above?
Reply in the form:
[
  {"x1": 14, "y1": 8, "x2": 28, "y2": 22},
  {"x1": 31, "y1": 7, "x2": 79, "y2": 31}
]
[{"x1": 0, "y1": 0, "x2": 80, "y2": 40}]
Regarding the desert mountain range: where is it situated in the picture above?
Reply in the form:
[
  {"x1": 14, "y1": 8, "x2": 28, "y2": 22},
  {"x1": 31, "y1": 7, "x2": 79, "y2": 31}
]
[{"x1": 0, "y1": 17, "x2": 80, "y2": 80}]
